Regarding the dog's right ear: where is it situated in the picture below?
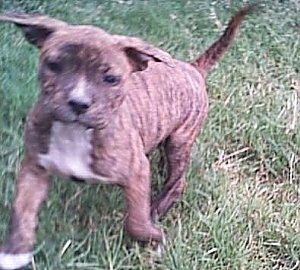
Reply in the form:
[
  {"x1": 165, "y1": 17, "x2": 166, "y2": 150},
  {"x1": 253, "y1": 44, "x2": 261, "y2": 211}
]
[{"x1": 0, "y1": 13, "x2": 67, "y2": 48}]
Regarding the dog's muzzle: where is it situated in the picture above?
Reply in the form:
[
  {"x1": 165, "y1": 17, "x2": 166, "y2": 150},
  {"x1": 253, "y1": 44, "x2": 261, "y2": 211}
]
[{"x1": 68, "y1": 99, "x2": 90, "y2": 115}]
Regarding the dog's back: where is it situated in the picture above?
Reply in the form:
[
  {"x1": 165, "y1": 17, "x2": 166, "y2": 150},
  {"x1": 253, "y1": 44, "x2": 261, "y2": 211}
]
[{"x1": 121, "y1": 60, "x2": 207, "y2": 153}]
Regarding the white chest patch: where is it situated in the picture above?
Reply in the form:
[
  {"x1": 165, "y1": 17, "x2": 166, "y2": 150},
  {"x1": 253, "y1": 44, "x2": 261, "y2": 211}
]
[{"x1": 38, "y1": 122, "x2": 110, "y2": 183}]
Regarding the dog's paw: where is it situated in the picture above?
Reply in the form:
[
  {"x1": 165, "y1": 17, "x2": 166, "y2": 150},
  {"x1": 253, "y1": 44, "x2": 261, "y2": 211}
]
[{"x1": 0, "y1": 252, "x2": 32, "y2": 270}]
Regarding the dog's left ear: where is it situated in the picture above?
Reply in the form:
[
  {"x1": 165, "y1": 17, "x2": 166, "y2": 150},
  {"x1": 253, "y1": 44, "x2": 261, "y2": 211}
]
[
  {"x1": 0, "y1": 13, "x2": 67, "y2": 48},
  {"x1": 115, "y1": 35, "x2": 174, "y2": 72}
]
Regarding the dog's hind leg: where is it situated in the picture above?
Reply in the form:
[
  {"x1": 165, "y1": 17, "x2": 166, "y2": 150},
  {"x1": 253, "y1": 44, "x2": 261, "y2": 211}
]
[{"x1": 151, "y1": 134, "x2": 194, "y2": 220}]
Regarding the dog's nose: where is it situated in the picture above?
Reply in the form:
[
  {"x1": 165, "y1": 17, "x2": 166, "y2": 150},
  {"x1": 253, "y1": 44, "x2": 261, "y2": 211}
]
[{"x1": 68, "y1": 99, "x2": 90, "y2": 115}]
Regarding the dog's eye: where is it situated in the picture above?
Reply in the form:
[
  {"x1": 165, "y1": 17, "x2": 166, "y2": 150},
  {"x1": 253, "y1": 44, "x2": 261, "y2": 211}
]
[
  {"x1": 103, "y1": 75, "x2": 120, "y2": 86},
  {"x1": 46, "y1": 61, "x2": 62, "y2": 73}
]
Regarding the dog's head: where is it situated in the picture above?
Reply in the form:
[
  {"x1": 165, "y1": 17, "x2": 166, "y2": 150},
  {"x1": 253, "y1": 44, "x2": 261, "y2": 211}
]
[{"x1": 0, "y1": 13, "x2": 172, "y2": 128}]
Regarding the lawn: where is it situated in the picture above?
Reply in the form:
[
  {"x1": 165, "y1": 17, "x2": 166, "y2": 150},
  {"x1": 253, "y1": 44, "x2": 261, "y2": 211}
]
[{"x1": 0, "y1": 0, "x2": 299, "y2": 269}]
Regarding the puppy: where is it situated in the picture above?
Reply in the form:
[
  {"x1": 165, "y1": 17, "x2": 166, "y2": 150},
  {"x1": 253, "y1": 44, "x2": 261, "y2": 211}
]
[{"x1": 0, "y1": 5, "x2": 254, "y2": 270}]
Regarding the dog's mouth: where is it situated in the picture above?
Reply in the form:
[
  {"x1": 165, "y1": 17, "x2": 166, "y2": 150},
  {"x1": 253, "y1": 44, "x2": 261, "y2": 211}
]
[
  {"x1": 56, "y1": 116, "x2": 108, "y2": 130},
  {"x1": 50, "y1": 106, "x2": 109, "y2": 130}
]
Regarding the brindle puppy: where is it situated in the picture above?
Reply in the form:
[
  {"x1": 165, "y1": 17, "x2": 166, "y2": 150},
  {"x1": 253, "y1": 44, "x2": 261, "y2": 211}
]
[{"x1": 0, "y1": 5, "x2": 254, "y2": 269}]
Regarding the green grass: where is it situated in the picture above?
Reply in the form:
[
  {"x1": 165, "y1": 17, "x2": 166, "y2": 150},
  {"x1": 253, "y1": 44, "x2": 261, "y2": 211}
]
[{"x1": 0, "y1": 0, "x2": 299, "y2": 269}]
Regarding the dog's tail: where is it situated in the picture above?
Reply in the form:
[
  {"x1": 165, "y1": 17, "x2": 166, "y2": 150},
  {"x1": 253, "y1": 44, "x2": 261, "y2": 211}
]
[{"x1": 191, "y1": 4, "x2": 256, "y2": 78}]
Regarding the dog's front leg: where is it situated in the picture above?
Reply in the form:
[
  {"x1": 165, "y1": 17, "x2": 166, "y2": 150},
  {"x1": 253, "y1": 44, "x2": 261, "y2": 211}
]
[
  {"x1": 124, "y1": 155, "x2": 163, "y2": 244},
  {"x1": 0, "y1": 157, "x2": 50, "y2": 270}
]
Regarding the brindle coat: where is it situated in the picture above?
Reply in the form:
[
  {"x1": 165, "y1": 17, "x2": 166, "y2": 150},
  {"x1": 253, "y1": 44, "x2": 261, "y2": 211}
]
[{"x1": 0, "y1": 5, "x2": 254, "y2": 269}]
